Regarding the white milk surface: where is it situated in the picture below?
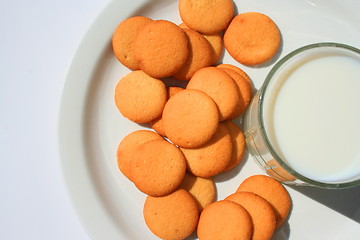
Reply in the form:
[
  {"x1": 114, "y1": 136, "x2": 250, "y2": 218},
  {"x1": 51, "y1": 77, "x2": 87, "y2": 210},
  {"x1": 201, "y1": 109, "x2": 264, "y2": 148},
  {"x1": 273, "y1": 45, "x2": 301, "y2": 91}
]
[{"x1": 264, "y1": 51, "x2": 360, "y2": 183}]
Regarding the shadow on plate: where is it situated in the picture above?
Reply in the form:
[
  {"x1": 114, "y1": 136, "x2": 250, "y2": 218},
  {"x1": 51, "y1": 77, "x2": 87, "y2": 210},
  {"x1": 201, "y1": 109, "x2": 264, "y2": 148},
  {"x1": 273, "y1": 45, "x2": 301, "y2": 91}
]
[
  {"x1": 290, "y1": 184, "x2": 360, "y2": 224},
  {"x1": 271, "y1": 221, "x2": 290, "y2": 240},
  {"x1": 186, "y1": 230, "x2": 198, "y2": 240},
  {"x1": 213, "y1": 149, "x2": 250, "y2": 184}
]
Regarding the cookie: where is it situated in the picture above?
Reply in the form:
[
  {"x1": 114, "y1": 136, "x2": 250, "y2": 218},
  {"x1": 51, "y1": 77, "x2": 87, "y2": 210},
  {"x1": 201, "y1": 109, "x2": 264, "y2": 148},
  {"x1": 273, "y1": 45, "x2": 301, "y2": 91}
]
[
  {"x1": 167, "y1": 85, "x2": 184, "y2": 97},
  {"x1": 226, "y1": 192, "x2": 276, "y2": 240},
  {"x1": 181, "y1": 123, "x2": 232, "y2": 178},
  {"x1": 236, "y1": 175, "x2": 291, "y2": 228},
  {"x1": 179, "y1": 22, "x2": 223, "y2": 65},
  {"x1": 217, "y1": 63, "x2": 253, "y2": 94},
  {"x1": 114, "y1": 70, "x2": 167, "y2": 123},
  {"x1": 219, "y1": 68, "x2": 253, "y2": 119},
  {"x1": 112, "y1": 16, "x2": 152, "y2": 70},
  {"x1": 197, "y1": 200, "x2": 253, "y2": 240},
  {"x1": 143, "y1": 189, "x2": 199, "y2": 240},
  {"x1": 217, "y1": 64, "x2": 252, "y2": 84},
  {"x1": 179, "y1": 172, "x2": 216, "y2": 211},
  {"x1": 162, "y1": 89, "x2": 219, "y2": 148},
  {"x1": 150, "y1": 86, "x2": 184, "y2": 136},
  {"x1": 131, "y1": 139, "x2": 186, "y2": 197},
  {"x1": 187, "y1": 67, "x2": 240, "y2": 121},
  {"x1": 203, "y1": 33, "x2": 223, "y2": 65},
  {"x1": 222, "y1": 121, "x2": 246, "y2": 172},
  {"x1": 224, "y1": 12, "x2": 281, "y2": 65},
  {"x1": 149, "y1": 116, "x2": 166, "y2": 136},
  {"x1": 179, "y1": 0, "x2": 234, "y2": 34},
  {"x1": 117, "y1": 130, "x2": 164, "y2": 181},
  {"x1": 134, "y1": 20, "x2": 189, "y2": 78},
  {"x1": 172, "y1": 28, "x2": 213, "y2": 81}
]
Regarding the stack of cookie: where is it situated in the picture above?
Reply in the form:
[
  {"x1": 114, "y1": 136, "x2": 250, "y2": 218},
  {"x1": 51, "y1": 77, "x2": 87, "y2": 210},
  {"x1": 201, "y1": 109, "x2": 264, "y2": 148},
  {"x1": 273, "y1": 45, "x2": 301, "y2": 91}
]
[
  {"x1": 198, "y1": 175, "x2": 291, "y2": 240},
  {"x1": 113, "y1": 0, "x2": 285, "y2": 239}
]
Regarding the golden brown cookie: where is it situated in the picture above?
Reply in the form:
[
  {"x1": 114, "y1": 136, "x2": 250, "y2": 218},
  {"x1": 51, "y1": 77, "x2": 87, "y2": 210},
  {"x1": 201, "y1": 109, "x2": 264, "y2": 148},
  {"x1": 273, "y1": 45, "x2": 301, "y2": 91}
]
[
  {"x1": 181, "y1": 123, "x2": 232, "y2": 178},
  {"x1": 222, "y1": 121, "x2": 246, "y2": 172},
  {"x1": 172, "y1": 28, "x2": 213, "y2": 81},
  {"x1": 197, "y1": 200, "x2": 253, "y2": 240},
  {"x1": 236, "y1": 175, "x2": 291, "y2": 228},
  {"x1": 217, "y1": 63, "x2": 254, "y2": 99},
  {"x1": 112, "y1": 16, "x2": 152, "y2": 70},
  {"x1": 131, "y1": 140, "x2": 186, "y2": 197},
  {"x1": 117, "y1": 130, "x2": 164, "y2": 181},
  {"x1": 203, "y1": 33, "x2": 223, "y2": 65},
  {"x1": 224, "y1": 12, "x2": 281, "y2": 65},
  {"x1": 187, "y1": 67, "x2": 240, "y2": 121},
  {"x1": 134, "y1": 20, "x2": 189, "y2": 78},
  {"x1": 143, "y1": 189, "x2": 199, "y2": 240},
  {"x1": 179, "y1": 22, "x2": 223, "y2": 65},
  {"x1": 217, "y1": 63, "x2": 252, "y2": 88},
  {"x1": 149, "y1": 116, "x2": 166, "y2": 137},
  {"x1": 150, "y1": 86, "x2": 184, "y2": 136},
  {"x1": 226, "y1": 192, "x2": 276, "y2": 240},
  {"x1": 179, "y1": 172, "x2": 216, "y2": 211},
  {"x1": 179, "y1": 0, "x2": 235, "y2": 34},
  {"x1": 162, "y1": 89, "x2": 219, "y2": 148},
  {"x1": 114, "y1": 70, "x2": 167, "y2": 123},
  {"x1": 178, "y1": 22, "x2": 189, "y2": 29},
  {"x1": 219, "y1": 68, "x2": 253, "y2": 119},
  {"x1": 167, "y1": 85, "x2": 184, "y2": 97}
]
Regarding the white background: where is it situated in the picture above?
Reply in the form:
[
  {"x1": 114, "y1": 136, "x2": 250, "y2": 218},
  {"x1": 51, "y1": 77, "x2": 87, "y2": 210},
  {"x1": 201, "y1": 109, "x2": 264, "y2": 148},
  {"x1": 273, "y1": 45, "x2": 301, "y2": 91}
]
[{"x1": 0, "y1": 0, "x2": 110, "y2": 239}]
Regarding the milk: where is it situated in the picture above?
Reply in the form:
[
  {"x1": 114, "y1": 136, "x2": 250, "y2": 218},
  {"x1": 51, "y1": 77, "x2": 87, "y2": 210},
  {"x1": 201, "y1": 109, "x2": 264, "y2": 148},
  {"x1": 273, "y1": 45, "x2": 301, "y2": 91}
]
[{"x1": 263, "y1": 49, "x2": 360, "y2": 183}]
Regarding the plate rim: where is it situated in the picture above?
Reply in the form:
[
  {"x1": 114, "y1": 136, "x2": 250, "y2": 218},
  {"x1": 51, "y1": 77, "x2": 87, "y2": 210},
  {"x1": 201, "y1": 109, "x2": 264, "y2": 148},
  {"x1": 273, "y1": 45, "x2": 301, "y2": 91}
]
[{"x1": 58, "y1": 0, "x2": 150, "y2": 239}]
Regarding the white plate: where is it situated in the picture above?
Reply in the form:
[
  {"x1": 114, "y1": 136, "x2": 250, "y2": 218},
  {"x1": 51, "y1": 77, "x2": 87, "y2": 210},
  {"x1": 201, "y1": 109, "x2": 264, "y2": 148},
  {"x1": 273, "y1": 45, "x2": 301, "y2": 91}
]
[{"x1": 59, "y1": 0, "x2": 360, "y2": 239}]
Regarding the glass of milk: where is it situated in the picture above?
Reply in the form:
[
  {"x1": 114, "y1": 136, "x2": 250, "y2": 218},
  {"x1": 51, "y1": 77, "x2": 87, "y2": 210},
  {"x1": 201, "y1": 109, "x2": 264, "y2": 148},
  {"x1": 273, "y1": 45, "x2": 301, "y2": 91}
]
[{"x1": 244, "y1": 42, "x2": 360, "y2": 188}]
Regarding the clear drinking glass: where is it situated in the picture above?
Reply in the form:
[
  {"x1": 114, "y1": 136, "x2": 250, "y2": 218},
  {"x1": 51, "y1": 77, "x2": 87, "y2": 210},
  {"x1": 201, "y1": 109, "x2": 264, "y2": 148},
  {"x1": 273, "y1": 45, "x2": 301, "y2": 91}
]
[{"x1": 244, "y1": 42, "x2": 360, "y2": 189}]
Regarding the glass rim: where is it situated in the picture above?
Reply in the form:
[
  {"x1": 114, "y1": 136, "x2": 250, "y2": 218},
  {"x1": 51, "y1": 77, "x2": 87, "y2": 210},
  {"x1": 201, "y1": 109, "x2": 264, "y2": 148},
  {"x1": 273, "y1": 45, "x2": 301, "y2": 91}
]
[{"x1": 258, "y1": 42, "x2": 360, "y2": 189}]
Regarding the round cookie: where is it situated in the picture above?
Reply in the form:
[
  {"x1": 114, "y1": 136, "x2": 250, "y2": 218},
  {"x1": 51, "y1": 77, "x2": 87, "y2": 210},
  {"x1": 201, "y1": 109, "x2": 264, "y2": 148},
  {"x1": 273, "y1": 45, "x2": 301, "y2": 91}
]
[
  {"x1": 236, "y1": 174, "x2": 291, "y2": 228},
  {"x1": 181, "y1": 123, "x2": 232, "y2": 178},
  {"x1": 149, "y1": 116, "x2": 166, "y2": 137},
  {"x1": 217, "y1": 63, "x2": 254, "y2": 94},
  {"x1": 226, "y1": 192, "x2": 276, "y2": 240},
  {"x1": 134, "y1": 20, "x2": 189, "y2": 78},
  {"x1": 222, "y1": 121, "x2": 246, "y2": 172},
  {"x1": 117, "y1": 130, "x2": 164, "y2": 181},
  {"x1": 144, "y1": 189, "x2": 199, "y2": 240},
  {"x1": 112, "y1": 16, "x2": 152, "y2": 70},
  {"x1": 178, "y1": 0, "x2": 234, "y2": 34},
  {"x1": 162, "y1": 89, "x2": 219, "y2": 148},
  {"x1": 131, "y1": 140, "x2": 186, "y2": 197},
  {"x1": 224, "y1": 12, "x2": 281, "y2": 65},
  {"x1": 179, "y1": 22, "x2": 223, "y2": 65},
  {"x1": 114, "y1": 70, "x2": 167, "y2": 123},
  {"x1": 197, "y1": 200, "x2": 253, "y2": 240},
  {"x1": 187, "y1": 67, "x2": 240, "y2": 121},
  {"x1": 178, "y1": 22, "x2": 189, "y2": 29},
  {"x1": 219, "y1": 68, "x2": 253, "y2": 119},
  {"x1": 172, "y1": 28, "x2": 213, "y2": 81},
  {"x1": 179, "y1": 172, "x2": 216, "y2": 211},
  {"x1": 167, "y1": 85, "x2": 184, "y2": 97},
  {"x1": 150, "y1": 86, "x2": 184, "y2": 136},
  {"x1": 203, "y1": 33, "x2": 223, "y2": 65},
  {"x1": 217, "y1": 64, "x2": 252, "y2": 86}
]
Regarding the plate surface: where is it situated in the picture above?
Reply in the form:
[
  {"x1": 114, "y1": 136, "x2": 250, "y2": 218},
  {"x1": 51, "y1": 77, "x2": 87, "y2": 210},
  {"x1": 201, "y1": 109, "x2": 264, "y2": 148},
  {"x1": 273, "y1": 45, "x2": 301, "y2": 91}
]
[{"x1": 59, "y1": 0, "x2": 360, "y2": 239}]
